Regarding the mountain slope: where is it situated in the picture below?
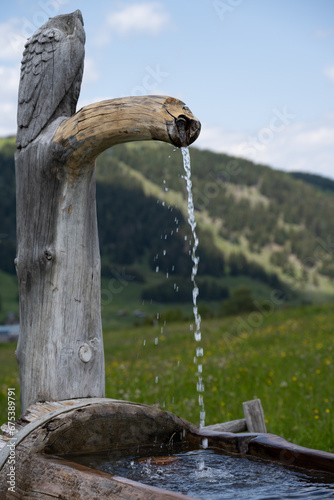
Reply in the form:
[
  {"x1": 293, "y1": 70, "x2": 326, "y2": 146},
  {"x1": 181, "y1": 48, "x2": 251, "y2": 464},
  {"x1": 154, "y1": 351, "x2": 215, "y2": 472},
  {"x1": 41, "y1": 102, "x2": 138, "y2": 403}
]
[
  {"x1": 96, "y1": 142, "x2": 334, "y2": 298},
  {"x1": 1, "y1": 137, "x2": 334, "y2": 322},
  {"x1": 290, "y1": 171, "x2": 334, "y2": 195}
]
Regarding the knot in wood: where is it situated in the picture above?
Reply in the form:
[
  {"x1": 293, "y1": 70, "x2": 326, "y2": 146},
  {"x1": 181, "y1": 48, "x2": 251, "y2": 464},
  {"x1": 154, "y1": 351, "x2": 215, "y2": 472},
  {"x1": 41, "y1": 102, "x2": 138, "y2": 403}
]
[
  {"x1": 44, "y1": 250, "x2": 53, "y2": 261},
  {"x1": 78, "y1": 343, "x2": 92, "y2": 363}
]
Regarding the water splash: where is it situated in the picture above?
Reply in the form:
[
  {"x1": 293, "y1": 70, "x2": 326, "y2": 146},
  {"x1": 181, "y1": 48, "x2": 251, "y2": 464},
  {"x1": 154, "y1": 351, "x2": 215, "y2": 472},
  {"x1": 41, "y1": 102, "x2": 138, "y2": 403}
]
[{"x1": 181, "y1": 146, "x2": 205, "y2": 428}]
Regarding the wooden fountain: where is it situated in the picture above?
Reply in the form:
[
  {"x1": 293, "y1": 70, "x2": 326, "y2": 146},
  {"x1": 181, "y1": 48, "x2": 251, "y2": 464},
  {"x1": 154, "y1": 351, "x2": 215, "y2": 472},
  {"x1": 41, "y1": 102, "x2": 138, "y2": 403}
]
[{"x1": 0, "y1": 10, "x2": 333, "y2": 499}]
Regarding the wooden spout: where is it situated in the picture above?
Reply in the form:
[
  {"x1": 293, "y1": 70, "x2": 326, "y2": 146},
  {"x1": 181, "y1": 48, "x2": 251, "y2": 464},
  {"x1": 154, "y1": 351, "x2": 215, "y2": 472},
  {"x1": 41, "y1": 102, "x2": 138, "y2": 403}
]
[{"x1": 53, "y1": 95, "x2": 201, "y2": 171}]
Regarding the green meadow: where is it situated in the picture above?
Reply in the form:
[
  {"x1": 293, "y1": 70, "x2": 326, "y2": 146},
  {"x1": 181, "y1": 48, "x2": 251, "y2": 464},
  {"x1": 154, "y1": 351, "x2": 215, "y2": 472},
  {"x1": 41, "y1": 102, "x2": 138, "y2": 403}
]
[{"x1": 0, "y1": 302, "x2": 333, "y2": 453}]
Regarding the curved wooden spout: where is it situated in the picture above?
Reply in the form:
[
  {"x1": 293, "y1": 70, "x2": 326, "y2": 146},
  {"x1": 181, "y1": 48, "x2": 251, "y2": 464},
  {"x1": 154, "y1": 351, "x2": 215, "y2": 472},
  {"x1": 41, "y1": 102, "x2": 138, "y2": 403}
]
[{"x1": 53, "y1": 95, "x2": 200, "y2": 171}]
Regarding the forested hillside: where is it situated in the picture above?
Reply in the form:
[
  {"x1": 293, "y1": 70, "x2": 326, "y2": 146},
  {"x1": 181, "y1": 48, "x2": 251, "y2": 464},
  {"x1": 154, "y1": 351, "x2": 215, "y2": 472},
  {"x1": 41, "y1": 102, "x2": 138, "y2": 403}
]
[
  {"x1": 1, "y1": 136, "x2": 334, "y2": 322},
  {"x1": 290, "y1": 171, "x2": 334, "y2": 195},
  {"x1": 0, "y1": 138, "x2": 16, "y2": 276},
  {"x1": 96, "y1": 142, "x2": 334, "y2": 292}
]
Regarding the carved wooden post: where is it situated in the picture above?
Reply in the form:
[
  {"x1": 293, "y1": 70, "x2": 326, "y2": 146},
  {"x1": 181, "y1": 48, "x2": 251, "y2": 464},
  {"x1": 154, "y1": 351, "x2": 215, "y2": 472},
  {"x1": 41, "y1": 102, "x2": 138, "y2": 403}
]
[{"x1": 15, "y1": 10, "x2": 200, "y2": 413}]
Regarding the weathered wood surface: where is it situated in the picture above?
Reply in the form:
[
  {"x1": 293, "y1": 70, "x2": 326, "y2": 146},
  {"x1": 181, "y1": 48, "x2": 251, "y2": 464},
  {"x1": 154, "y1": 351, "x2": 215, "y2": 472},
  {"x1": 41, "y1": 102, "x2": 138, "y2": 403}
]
[
  {"x1": 15, "y1": 10, "x2": 200, "y2": 413},
  {"x1": 53, "y1": 95, "x2": 201, "y2": 171},
  {"x1": 204, "y1": 418, "x2": 247, "y2": 433},
  {"x1": 0, "y1": 399, "x2": 199, "y2": 499},
  {"x1": 0, "y1": 398, "x2": 198, "y2": 470},
  {"x1": 243, "y1": 398, "x2": 267, "y2": 433},
  {"x1": 1, "y1": 399, "x2": 334, "y2": 498},
  {"x1": 16, "y1": 10, "x2": 85, "y2": 149},
  {"x1": 13, "y1": 455, "x2": 198, "y2": 500},
  {"x1": 203, "y1": 399, "x2": 266, "y2": 434}
]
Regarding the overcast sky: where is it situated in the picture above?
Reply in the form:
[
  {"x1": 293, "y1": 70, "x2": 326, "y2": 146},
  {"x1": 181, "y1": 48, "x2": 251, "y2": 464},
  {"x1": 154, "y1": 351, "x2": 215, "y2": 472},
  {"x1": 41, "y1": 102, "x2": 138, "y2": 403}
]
[{"x1": 1, "y1": 0, "x2": 334, "y2": 178}]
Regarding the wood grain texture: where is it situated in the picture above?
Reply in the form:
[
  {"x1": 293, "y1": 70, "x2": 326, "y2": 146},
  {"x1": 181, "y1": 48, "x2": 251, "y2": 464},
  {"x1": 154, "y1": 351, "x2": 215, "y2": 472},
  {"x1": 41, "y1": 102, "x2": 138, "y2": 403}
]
[
  {"x1": 204, "y1": 418, "x2": 247, "y2": 433},
  {"x1": 0, "y1": 400, "x2": 198, "y2": 499},
  {"x1": 53, "y1": 95, "x2": 201, "y2": 175},
  {"x1": 15, "y1": 118, "x2": 105, "y2": 412},
  {"x1": 17, "y1": 10, "x2": 85, "y2": 148},
  {"x1": 243, "y1": 399, "x2": 267, "y2": 433}
]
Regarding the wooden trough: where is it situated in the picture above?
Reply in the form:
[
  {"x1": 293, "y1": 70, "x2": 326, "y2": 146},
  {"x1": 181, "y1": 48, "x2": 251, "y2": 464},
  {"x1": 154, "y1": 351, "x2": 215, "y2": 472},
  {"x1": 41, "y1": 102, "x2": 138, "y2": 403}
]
[{"x1": 1, "y1": 398, "x2": 334, "y2": 499}]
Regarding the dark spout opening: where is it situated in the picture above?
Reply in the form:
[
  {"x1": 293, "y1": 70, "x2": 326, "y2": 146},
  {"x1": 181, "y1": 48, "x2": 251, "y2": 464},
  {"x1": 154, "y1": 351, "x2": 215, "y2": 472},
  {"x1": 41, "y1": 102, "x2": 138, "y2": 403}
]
[
  {"x1": 176, "y1": 116, "x2": 188, "y2": 147},
  {"x1": 167, "y1": 113, "x2": 201, "y2": 148}
]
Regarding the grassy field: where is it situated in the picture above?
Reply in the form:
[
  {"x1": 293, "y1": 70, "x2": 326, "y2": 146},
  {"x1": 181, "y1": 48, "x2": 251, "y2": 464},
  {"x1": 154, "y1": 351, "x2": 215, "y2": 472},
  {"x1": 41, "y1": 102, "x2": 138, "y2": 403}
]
[
  {"x1": 0, "y1": 302, "x2": 333, "y2": 453},
  {"x1": 0, "y1": 271, "x2": 19, "y2": 324}
]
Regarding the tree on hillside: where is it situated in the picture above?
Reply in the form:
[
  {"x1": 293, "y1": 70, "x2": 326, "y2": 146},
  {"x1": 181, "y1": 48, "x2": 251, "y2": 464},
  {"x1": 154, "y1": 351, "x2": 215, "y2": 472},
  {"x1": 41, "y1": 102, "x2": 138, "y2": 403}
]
[{"x1": 221, "y1": 286, "x2": 256, "y2": 316}]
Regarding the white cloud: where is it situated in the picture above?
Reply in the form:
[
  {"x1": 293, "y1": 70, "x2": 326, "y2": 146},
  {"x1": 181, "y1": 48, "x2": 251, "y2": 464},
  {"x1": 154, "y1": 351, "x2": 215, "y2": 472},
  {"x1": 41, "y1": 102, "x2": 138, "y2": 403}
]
[
  {"x1": 0, "y1": 18, "x2": 28, "y2": 61},
  {"x1": 0, "y1": 65, "x2": 20, "y2": 136},
  {"x1": 251, "y1": 123, "x2": 334, "y2": 179},
  {"x1": 195, "y1": 115, "x2": 334, "y2": 180},
  {"x1": 0, "y1": 101, "x2": 17, "y2": 137},
  {"x1": 293, "y1": 126, "x2": 334, "y2": 146},
  {"x1": 314, "y1": 29, "x2": 333, "y2": 39},
  {"x1": 82, "y1": 57, "x2": 100, "y2": 83},
  {"x1": 93, "y1": 2, "x2": 171, "y2": 47},
  {"x1": 107, "y1": 2, "x2": 170, "y2": 36},
  {"x1": 324, "y1": 66, "x2": 334, "y2": 83},
  {"x1": 195, "y1": 125, "x2": 245, "y2": 156},
  {"x1": 0, "y1": 66, "x2": 20, "y2": 96},
  {"x1": 77, "y1": 58, "x2": 101, "y2": 109}
]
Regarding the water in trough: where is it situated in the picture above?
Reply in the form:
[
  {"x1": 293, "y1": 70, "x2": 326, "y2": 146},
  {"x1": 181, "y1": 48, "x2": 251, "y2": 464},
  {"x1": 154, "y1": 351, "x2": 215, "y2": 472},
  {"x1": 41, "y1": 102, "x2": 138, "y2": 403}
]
[{"x1": 73, "y1": 448, "x2": 334, "y2": 499}]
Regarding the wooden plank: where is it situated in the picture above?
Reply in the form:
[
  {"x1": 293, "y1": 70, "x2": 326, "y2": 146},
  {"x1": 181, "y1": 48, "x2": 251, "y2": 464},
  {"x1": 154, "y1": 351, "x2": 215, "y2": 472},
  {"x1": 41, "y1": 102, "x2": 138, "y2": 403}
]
[
  {"x1": 204, "y1": 418, "x2": 247, "y2": 433},
  {"x1": 243, "y1": 399, "x2": 267, "y2": 433}
]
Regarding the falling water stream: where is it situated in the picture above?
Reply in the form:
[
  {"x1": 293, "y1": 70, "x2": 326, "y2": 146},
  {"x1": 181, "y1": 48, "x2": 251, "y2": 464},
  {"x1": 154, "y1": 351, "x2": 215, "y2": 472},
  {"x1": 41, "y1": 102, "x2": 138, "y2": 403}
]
[{"x1": 181, "y1": 146, "x2": 205, "y2": 428}]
